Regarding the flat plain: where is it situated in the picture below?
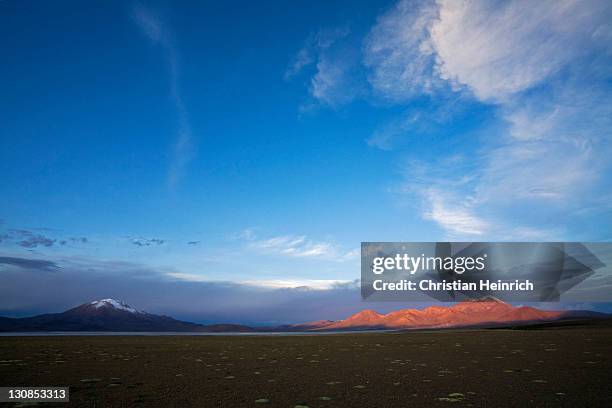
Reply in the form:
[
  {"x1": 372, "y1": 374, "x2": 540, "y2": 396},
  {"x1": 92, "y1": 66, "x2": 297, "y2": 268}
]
[{"x1": 1, "y1": 323, "x2": 611, "y2": 407}]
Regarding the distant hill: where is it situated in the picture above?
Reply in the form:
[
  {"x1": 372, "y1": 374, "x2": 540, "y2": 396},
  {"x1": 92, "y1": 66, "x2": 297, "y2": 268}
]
[
  {"x1": 292, "y1": 297, "x2": 610, "y2": 331},
  {"x1": 0, "y1": 299, "x2": 253, "y2": 332}
]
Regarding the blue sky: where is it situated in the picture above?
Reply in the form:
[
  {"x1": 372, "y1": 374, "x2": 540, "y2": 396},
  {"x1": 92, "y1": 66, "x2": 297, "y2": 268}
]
[{"x1": 1, "y1": 0, "x2": 612, "y2": 322}]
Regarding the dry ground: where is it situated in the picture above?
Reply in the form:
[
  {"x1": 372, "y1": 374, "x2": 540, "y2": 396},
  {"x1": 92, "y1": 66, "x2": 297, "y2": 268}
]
[{"x1": 1, "y1": 323, "x2": 611, "y2": 407}]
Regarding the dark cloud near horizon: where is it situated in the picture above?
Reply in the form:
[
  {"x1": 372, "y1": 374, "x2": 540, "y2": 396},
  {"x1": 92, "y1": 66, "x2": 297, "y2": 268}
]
[
  {"x1": 0, "y1": 256, "x2": 59, "y2": 271},
  {"x1": 1, "y1": 255, "x2": 611, "y2": 325}
]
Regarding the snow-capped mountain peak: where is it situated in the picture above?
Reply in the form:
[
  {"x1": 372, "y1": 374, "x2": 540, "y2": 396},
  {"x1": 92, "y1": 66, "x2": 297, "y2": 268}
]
[{"x1": 89, "y1": 299, "x2": 141, "y2": 314}]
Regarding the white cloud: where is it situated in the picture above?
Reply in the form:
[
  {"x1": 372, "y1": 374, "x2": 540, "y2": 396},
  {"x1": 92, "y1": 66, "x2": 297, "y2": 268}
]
[
  {"x1": 365, "y1": 0, "x2": 611, "y2": 102},
  {"x1": 366, "y1": 0, "x2": 612, "y2": 239},
  {"x1": 420, "y1": 188, "x2": 488, "y2": 236},
  {"x1": 429, "y1": 0, "x2": 612, "y2": 102}
]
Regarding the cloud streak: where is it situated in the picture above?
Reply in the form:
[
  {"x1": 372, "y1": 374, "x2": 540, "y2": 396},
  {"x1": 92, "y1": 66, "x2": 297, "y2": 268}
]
[
  {"x1": 237, "y1": 230, "x2": 357, "y2": 260},
  {"x1": 0, "y1": 256, "x2": 59, "y2": 272},
  {"x1": 250, "y1": 234, "x2": 334, "y2": 258},
  {"x1": 133, "y1": 4, "x2": 196, "y2": 188}
]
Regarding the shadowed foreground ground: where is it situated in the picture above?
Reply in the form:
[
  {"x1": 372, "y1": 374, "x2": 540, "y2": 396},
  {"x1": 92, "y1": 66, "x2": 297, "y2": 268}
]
[{"x1": 1, "y1": 324, "x2": 611, "y2": 407}]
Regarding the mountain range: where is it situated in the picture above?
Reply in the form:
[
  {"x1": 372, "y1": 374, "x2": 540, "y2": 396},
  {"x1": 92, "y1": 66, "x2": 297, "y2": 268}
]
[
  {"x1": 0, "y1": 297, "x2": 607, "y2": 332},
  {"x1": 289, "y1": 296, "x2": 607, "y2": 330}
]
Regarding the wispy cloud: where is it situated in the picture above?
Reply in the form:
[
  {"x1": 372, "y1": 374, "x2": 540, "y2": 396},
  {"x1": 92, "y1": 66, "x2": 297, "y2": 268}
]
[
  {"x1": 132, "y1": 4, "x2": 196, "y2": 188},
  {"x1": 249, "y1": 234, "x2": 335, "y2": 258},
  {"x1": 363, "y1": 0, "x2": 442, "y2": 102},
  {"x1": 364, "y1": 0, "x2": 612, "y2": 239},
  {"x1": 286, "y1": 27, "x2": 363, "y2": 109},
  {"x1": 284, "y1": 45, "x2": 314, "y2": 81},
  {"x1": 234, "y1": 229, "x2": 356, "y2": 260},
  {"x1": 234, "y1": 228, "x2": 256, "y2": 241},
  {"x1": 422, "y1": 189, "x2": 488, "y2": 236},
  {"x1": 366, "y1": 106, "x2": 456, "y2": 150}
]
